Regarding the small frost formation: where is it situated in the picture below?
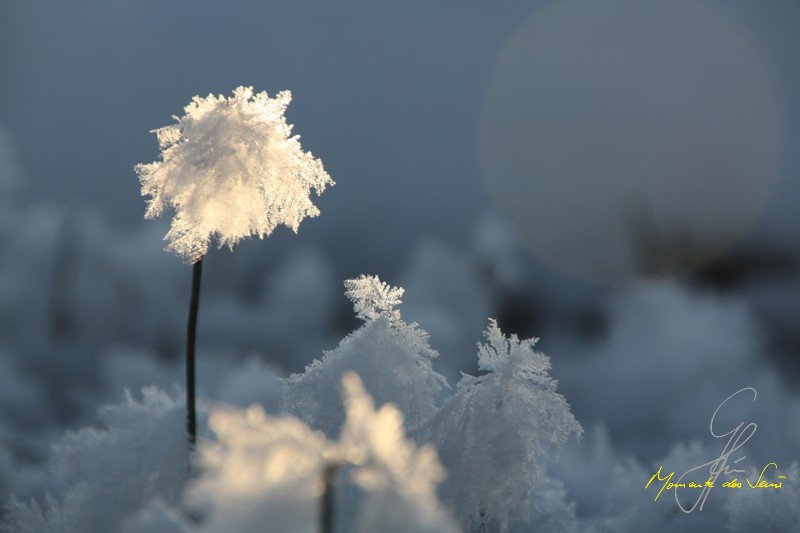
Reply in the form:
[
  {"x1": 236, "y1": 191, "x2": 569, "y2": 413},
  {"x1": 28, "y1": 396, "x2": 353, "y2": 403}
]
[
  {"x1": 282, "y1": 275, "x2": 447, "y2": 438},
  {"x1": 135, "y1": 86, "x2": 333, "y2": 262},
  {"x1": 344, "y1": 274, "x2": 405, "y2": 322},
  {"x1": 422, "y1": 320, "x2": 582, "y2": 532},
  {"x1": 4, "y1": 387, "x2": 187, "y2": 533}
]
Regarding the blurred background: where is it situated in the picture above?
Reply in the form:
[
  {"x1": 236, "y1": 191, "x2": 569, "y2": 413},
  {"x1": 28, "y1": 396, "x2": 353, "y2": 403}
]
[{"x1": 1, "y1": 0, "x2": 799, "y2": 527}]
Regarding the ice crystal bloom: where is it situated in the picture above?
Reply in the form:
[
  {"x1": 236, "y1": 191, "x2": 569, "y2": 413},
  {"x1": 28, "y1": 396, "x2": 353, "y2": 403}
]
[{"x1": 135, "y1": 86, "x2": 333, "y2": 262}]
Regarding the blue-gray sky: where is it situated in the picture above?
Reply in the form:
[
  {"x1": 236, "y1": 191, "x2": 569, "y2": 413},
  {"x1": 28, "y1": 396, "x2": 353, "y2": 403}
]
[{"x1": 1, "y1": 0, "x2": 799, "y2": 279}]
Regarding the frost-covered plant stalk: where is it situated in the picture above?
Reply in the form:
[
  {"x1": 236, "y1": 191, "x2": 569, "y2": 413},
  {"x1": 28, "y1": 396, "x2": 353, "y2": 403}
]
[
  {"x1": 283, "y1": 275, "x2": 447, "y2": 439},
  {"x1": 422, "y1": 320, "x2": 582, "y2": 531},
  {"x1": 135, "y1": 86, "x2": 332, "y2": 445}
]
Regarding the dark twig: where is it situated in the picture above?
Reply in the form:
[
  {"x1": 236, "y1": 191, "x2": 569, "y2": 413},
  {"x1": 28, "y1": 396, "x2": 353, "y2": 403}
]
[
  {"x1": 186, "y1": 258, "x2": 203, "y2": 446},
  {"x1": 321, "y1": 462, "x2": 339, "y2": 533}
]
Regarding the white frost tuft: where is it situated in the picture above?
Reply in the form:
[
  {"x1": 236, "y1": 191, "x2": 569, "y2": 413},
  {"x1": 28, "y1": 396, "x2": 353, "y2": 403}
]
[{"x1": 135, "y1": 86, "x2": 333, "y2": 262}]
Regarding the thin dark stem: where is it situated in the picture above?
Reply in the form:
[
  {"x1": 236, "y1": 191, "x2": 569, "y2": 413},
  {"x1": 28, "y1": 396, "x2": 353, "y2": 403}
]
[
  {"x1": 186, "y1": 258, "x2": 203, "y2": 447},
  {"x1": 321, "y1": 462, "x2": 339, "y2": 533}
]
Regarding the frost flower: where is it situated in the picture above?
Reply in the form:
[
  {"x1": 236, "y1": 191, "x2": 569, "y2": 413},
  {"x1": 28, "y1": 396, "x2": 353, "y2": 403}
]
[{"x1": 135, "y1": 86, "x2": 333, "y2": 262}]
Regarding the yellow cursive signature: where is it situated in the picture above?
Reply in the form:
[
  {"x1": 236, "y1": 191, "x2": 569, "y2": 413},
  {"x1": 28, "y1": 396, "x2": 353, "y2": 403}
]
[
  {"x1": 645, "y1": 466, "x2": 714, "y2": 501},
  {"x1": 643, "y1": 387, "x2": 788, "y2": 513},
  {"x1": 747, "y1": 462, "x2": 787, "y2": 489}
]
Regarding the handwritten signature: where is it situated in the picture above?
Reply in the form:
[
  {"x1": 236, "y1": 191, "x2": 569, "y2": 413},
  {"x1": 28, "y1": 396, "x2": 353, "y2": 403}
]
[{"x1": 644, "y1": 387, "x2": 787, "y2": 512}]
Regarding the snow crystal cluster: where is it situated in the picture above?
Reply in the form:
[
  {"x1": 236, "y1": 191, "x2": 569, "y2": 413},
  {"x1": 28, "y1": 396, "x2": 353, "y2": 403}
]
[{"x1": 135, "y1": 87, "x2": 333, "y2": 262}]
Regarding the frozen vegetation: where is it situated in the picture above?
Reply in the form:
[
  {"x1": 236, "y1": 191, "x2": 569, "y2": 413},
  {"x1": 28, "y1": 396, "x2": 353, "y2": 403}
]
[
  {"x1": 2, "y1": 233, "x2": 797, "y2": 531},
  {"x1": 1, "y1": 194, "x2": 799, "y2": 531}
]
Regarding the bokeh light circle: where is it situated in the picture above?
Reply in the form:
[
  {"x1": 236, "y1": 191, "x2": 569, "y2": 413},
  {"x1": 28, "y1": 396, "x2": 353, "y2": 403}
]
[{"x1": 480, "y1": 0, "x2": 785, "y2": 284}]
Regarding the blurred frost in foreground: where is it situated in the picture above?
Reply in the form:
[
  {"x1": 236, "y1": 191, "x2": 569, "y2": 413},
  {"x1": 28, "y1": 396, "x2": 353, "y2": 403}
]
[
  {"x1": 184, "y1": 403, "x2": 329, "y2": 532},
  {"x1": 135, "y1": 86, "x2": 333, "y2": 262},
  {"x1": 5, "y1": 373, "x2": 459, "y2": 533},
  {"x1": 182, "y1": 372, "x2": 457, "y2": 533}
]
